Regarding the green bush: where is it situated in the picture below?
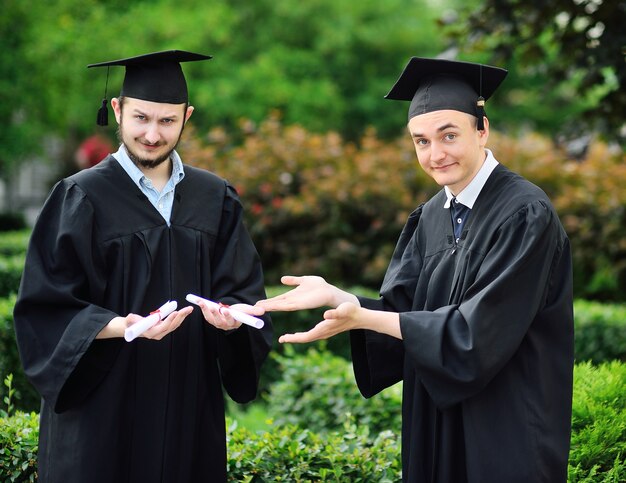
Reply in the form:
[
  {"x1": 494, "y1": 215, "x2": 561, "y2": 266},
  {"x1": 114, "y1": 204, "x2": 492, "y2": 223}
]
[
  {"x1": 0, "y1": 255, "x2": 24, "y2": 299},
  {"x1": 0, "y1": 231, "x2": 29, "y2": 257},
  {"x1": 265, "y1": 346, "x2": 402, "y2": 435},
  {"x1": 574, "y1": 300, "x2": 626, "y2": 363},
  {"x1": 182, "y1": 119, "x2": 434, "y2": 288},
  {"x1": 0, "y1": 296, "x2": 39, "y2": 413},
  {"x1": 0, "y1": 410, "x2": 38, "y2": 483},
  {"x1": 266, "y1": 356, "x2": 626, "y2": 482},
  {"x1": 227, "y1": 418, "x2": 400, "y2": 482},
  {"x1": 182, "y1": 122, "x2": 626, "y2": 301},
  {"x1": 2, "y1": 361, "x2": 625, "y2": 482},
  {"x1": 568, "y1": 361, "x2": 626, "y2": 482}
]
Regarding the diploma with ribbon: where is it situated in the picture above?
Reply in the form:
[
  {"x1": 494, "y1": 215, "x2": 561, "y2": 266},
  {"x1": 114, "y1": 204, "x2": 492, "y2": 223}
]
[
  {"x1": 124, "y1": 300, "x2": 178, "y2": 342},
  {"x1": 185, "y1": 294, "x2": 265, "y2": 329}
]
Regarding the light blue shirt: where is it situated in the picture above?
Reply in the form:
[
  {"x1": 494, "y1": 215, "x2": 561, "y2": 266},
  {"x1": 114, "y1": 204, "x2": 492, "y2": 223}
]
[{"x1": 112, "y1": 145, "x2": 185, "y2": 226}]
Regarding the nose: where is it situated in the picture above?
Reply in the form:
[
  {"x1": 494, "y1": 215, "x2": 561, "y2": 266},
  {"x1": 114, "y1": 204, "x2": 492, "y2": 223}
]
[
  {"x1": 144, "y1": 123, "x2": 160, "y2": 144},
  {"x1": 430, "y1": 141, "x2": 445, "y2": 161}
]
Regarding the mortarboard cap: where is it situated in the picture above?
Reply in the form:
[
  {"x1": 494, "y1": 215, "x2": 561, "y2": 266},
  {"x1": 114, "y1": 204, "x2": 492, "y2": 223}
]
[
  {"x1": 385, "y1": 57, "x2": 508, "y2": 130},
  {"x1": 88, "y1": 50, "x2": 212, "y2": 126}
]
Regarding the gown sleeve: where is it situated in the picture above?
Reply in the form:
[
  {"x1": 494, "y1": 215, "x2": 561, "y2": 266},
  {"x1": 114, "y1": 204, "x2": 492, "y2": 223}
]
[
  {"x1": 400, "y1": 200, "x2": 571, "y2": 409},
  {"x1": 210, "y1": 184, "x2": 272, "y2": 404},
  {"x1": 350, "y1": 204, "x2": 425, "y2": 398},
  {"x1": 13, "y1": 180, "x2": 121, "y2": 413}
]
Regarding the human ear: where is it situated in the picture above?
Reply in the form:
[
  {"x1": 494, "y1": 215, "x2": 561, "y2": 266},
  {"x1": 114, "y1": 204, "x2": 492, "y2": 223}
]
[
  {"x1": 111, "y1": 98, "x2": 122, "y2": 124},
  {"x1": 184, "y1": 105, "x2": 195, "y2": 123}
]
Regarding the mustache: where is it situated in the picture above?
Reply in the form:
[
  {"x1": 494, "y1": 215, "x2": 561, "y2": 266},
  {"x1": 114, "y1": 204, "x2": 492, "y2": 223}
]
[{"x1": 137, "y1": 138, "x2": 166, "y2": 147}]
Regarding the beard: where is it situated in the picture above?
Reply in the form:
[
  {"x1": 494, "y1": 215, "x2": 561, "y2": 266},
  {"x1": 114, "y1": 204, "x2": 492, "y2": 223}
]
[{"x1": 117, "y1": 122, "x2": 185, "y2": 170}]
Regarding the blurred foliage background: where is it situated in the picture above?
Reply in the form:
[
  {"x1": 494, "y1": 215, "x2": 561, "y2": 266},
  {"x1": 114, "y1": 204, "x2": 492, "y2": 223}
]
[
  {"x1": 1, "y1": 0, "x2": 625, "y2": 298},
  {"x1": 2, "y1": 0, "x2": 624, "y2": 172}
]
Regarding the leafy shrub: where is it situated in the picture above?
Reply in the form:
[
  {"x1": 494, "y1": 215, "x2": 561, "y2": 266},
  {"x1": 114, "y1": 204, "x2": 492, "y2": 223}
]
[
  {"x1": 0, "y1": 231, "x2": 29, "y2": 257},
  {"x1": 568, "y1": 361, "x2": 626, "y2": 481},
  {"x1": 181, "y1": 121, "x2": 626, "y2": 301},
  {"x1": 0, "y1": 296, "x2": 39, "y2": 413},
  {"x1": 497, "y1": 134, "x2": 626, "y2": 302},
  {"x1": 0, "y1": 410, "x2": 38, "y2": 482},
  {"x1": 181, "y1": 118, "x2": 436, "y2": 288},
  {"x1": 227, "y1": 418, "x2": 401, "y2": 482},
  {"x1": 0, "y1": 255, "x2": 24, "y2": 298},
  {"x1": 574, "y1": 300, "x2": 626, "y2": 363},
  {"x1": 265, "y1": 346, "x2": 402, "y2": 435},
  {"x1": 3, "y1": 361, "x2": 624, "y2": 482}
]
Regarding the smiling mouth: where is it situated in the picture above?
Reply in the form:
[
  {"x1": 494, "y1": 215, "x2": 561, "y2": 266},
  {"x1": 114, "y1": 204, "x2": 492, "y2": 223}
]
[
  {"x1": 433, "y1": 163, "x2": 456, "y2": 170},
  {"x1": 140, "y1": 142, "x2": 163, "y2": 150}
]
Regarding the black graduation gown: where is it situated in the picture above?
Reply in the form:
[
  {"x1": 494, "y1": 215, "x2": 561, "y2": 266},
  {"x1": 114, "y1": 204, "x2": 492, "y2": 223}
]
[
  {"x1": 13, "y1": 156, "x2": 273, "y2": 483},
  {"x1": 351, "y1": 164, "x2": 574, "y2": 483}
]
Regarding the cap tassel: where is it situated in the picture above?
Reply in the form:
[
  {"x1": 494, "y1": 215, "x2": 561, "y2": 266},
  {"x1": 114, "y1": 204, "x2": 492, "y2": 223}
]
[
  {"x1": 476, "y1": 96, "x2": 485, "y2": 130},
  {"x1": 97, "y1": 98, "x2": 108, "y2": 126},
  {"x1": 96, "y1": 66, "x2": 110, "y2": 126}
]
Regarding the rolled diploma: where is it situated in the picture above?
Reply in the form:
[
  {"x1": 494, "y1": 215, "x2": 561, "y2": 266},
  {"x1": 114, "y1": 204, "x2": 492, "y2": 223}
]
[
  {"x1": 185, "y1": 294, "x2": 265, "y2": 329},
  {"x1": 124, "y1": 300, "x2": 178, "y2": 342}
]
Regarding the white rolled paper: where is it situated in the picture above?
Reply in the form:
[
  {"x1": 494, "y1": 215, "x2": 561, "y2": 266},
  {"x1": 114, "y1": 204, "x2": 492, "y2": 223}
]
[
  {"x1": 124, "y1": 300, "x2": 178, "y2": 342},
  {"x1": 185, "y1": 294, "x2": 265, "y2": 329}
]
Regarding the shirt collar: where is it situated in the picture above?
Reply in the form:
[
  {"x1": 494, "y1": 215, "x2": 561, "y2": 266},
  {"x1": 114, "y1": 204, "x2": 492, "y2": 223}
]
[
  {"x1": 112, "y1": 145, "x2": 185, "y2": 188},
  {"x1": 444, "y1": 148, "x2": 499, "y2": 209}
]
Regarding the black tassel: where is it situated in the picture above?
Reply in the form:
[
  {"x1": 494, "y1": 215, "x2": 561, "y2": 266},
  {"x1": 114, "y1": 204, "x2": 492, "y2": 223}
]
[
  {"x1": 96, "y1": 66, "x2": 110, "y2": 126},
  {"x1": 476, "y1": 96, "x2": 485, "y2": 130},
  {"x1": 97, "y1": 98, "x2": 108, "y2": 126}
]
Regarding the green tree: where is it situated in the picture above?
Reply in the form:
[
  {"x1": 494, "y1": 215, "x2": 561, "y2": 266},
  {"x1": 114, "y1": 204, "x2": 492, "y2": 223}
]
[
  {"x1": 3, "y1": 0, "x2": 453, "y2": 172},
  {"x1": 446, "y1": 0, "x2": 625, "y2": 146},
  {"x1": 0, "y1": 0, "x2": 42, "y2": 176}
]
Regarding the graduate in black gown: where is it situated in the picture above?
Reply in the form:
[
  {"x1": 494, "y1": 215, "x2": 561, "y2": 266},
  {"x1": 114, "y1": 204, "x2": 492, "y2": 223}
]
[
  {"x1": 256, "y1": 57, "x2": 574, "y2": 482},
  {"x1": 13, "y1": 50, "x2": 273, "y2": 483}
]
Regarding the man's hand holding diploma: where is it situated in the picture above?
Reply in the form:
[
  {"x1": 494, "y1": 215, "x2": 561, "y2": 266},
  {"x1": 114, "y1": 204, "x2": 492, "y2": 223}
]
[
  {"x1": 186, "y1": 294, "x2": 266, "y2": 330},
  {"x1": 97, "y1": 301, "x2": 193, "y2": 340},
  {"x1": 124, "y1": 301, "x2": 178, "y2": 342}
]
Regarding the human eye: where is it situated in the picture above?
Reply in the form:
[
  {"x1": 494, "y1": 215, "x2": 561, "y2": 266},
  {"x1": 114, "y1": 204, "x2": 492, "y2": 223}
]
[
  {"x1": 443, "y1": 132, "x2": 457, "y2": 142},
  {"x1": 414, "y1": 137, "x2": 429, "y2": 147}
]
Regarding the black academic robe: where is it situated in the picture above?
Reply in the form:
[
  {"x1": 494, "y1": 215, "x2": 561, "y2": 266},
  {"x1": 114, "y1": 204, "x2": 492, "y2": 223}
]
[
  {"x1": 13, "y1": 156, "x2": 273, "y2": 483},
  {"x1": 351, "y1": 164, "x2": 574, "y2": 483}
]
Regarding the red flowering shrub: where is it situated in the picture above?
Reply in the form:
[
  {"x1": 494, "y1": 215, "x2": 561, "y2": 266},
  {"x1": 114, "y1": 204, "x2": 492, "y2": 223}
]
[{"x1": 181, "y1": 116, "x2": 626, "y2": 300}]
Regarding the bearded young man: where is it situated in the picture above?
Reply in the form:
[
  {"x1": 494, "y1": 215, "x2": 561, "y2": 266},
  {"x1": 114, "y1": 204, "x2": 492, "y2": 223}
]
[
  {"x1": 256, "y1": 57, "x2": 574, "y2": 482},
  {"x1": 14, "y1": 50, "x2": 272, "y2": 483}
]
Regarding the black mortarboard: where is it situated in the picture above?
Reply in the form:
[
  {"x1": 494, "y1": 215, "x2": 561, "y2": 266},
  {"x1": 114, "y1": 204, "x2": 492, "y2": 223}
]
[
  {"x1": 88, "y1": 50, "x2": 212, "y2": 126},
  {"x1": 385, "y1": 57, "x2": 508, "y2": 130}
]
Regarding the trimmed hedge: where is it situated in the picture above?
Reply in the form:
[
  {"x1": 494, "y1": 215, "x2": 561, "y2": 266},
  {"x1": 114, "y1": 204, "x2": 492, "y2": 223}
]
[
  {"x1": 1, "y1": 361, "x2": 625, "y2": 482},
  {"x1": 574, "y1": 300, "x2": 626, "y2": 363},
  {"x1": 0, "y1": 231, "x2": 29, "y2": 257},
  {"x1": 0, "y1": 255, "x2": 24, "y2": 299}
]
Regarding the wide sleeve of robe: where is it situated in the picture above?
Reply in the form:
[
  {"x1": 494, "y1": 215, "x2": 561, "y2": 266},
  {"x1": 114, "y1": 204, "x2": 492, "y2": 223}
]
[
  {"x1": 350, "y1": 204, "x2": 424, "y2": 397},
  {"x1": 209, "y1": 184, "x2": 273, "y2": 403},
  {"x1": 13, "y1": 179, "x2": 120, "y2": 412},
  {"x1": 14, "y1": 170, "x2": 273, "y2": 412},
  {"x1": 351, "y1": 182, "x2": 573, "y2": 408},
  {"x1": 398, "y1": 199, "x2": 572, "y2": 409}
]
